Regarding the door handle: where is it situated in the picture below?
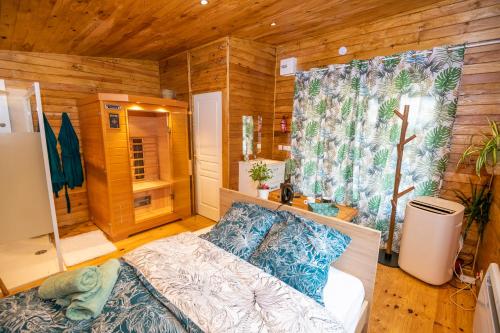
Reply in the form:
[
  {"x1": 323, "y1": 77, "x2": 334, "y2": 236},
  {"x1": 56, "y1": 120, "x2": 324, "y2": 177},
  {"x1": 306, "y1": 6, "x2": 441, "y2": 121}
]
[{"x1": 0, "y1": 123, "x2": 6, "y2": 128}]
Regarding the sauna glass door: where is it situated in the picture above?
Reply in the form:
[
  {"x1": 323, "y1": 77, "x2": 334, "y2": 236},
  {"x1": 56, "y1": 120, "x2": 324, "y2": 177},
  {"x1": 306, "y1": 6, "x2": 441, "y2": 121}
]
[{"x1": 127, "y1": 110, "x2": 174, "y2": 223}]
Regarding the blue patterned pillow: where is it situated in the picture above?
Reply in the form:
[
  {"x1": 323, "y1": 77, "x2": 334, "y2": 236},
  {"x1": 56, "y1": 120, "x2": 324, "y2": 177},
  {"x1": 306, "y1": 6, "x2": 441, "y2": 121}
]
[
  {"x1": 200, "y1": 202, "x2": 278, "y2": 260},
  {"x1": 249, "y1": 210, "x2": 351, "y2": 305}
]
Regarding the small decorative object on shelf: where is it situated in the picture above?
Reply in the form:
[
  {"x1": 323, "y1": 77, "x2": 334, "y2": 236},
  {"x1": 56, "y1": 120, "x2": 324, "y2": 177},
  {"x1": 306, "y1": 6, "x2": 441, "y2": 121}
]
[
  {"x1": 249, "y1": 161, "x2": 273, "y2": 200},
  {"x1": 307, "y1": 202, "x2": 339, "y2": 217}
]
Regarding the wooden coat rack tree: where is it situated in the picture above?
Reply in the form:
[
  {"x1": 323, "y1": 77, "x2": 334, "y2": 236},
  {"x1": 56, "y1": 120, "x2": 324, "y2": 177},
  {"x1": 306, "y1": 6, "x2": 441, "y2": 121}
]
[{"x1": 379, "y1": 105, "x2": 416, "y2": 267}]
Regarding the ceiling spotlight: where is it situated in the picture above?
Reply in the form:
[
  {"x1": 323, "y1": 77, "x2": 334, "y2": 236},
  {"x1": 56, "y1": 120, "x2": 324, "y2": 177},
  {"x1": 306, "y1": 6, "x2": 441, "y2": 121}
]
[
  {"x1": 200, "y1": 0, "x2": 208, "y2": 5},
  {"x1": 270, "y1": 22, "x2": 276, "y2": 26}
]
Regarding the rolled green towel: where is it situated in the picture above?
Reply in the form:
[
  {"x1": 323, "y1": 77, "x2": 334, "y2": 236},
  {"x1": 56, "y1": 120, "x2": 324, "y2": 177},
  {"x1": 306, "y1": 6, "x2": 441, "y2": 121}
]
[
  {"x1": 39, "y1": 266, "x2": 101, "y2": 302},
  {"x1": 66, "y1": 259, "x2": 121, "y2": 321}
]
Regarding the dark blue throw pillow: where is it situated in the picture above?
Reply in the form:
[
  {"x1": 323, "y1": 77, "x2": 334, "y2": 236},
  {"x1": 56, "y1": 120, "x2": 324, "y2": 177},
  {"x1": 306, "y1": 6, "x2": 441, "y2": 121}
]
[
  {"x1": 200, "y1": 202, "x2": 278, "y2": 260},
  {"x1": 249, "y1": 210, "x2": 351, "y2": 305}
]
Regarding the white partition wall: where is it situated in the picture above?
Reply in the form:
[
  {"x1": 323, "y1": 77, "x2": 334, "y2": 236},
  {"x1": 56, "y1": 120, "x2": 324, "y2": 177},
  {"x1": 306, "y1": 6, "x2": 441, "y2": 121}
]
[{"x1": 0, "y1": 80, "x2": 63, "y2": 291}]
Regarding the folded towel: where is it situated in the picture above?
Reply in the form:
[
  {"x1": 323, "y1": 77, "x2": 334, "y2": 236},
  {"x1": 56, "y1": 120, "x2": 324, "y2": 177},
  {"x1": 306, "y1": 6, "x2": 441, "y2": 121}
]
[
  {"x1": 39, "y1": 266, "x2": 101, "y2": 302},
  {"x1": 66, "y1": 259, "x2": 121, "y2": 321}
]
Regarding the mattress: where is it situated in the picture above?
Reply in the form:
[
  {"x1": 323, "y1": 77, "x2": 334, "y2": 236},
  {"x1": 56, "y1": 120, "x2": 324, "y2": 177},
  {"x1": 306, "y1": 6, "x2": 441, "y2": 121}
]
[
  {"x1": 324, "y1": 266, "x2": 365, "y2": 333},
  {"x1": 195, "y1": 225, "x2": 366, "y2": 331}
]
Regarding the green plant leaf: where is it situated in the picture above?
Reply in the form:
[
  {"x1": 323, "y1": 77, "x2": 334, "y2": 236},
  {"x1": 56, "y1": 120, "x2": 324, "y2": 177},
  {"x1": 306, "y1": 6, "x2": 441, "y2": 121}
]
[
  {"x1": 378, "y1": 98, "x2": 398, "y2": 122},
  {"x1": 314, "y1": 142, "x2": 324, "y2": 157},
  {"x1": 374, "y1": 148, "x2": 390, "y2": 169},
  {"x1": 383, "y1": 174, "x2": 395, "y2": 191},
  {"x1": 315, "y1": 99, "x2": 327, "y2": 117},
  {"x1": 383, "y1": 57, "x2": 400, "y2": 70},
  {"x1": 368, "y1": 195, "x2": 381, "y2": 214},
  {"x1": 415, "y1": 180, "x2": 439, "y2": 196},
  {"x1": 389, "y1": 123, "x2": 400, "y2": 143},
  {"x1": 248, "y1": 161, "x2": 273, "y2": 184},
  {"x1": 447, "y1": 99, "x2": 458, "y2": 117},
  {"x1": 309, "y1": 79, "x2": 321, "y2": 97},
  {"x1": 343, "y1": 165, "x2": 353, "y2": 181},
  {"x1": 337, "y1": 144, "x2": 347, "y2": 162},
  {"x1": 334, "y1": 186, "x2": 345, "y2": 203},
  {"x1": 305, "y1": 121, "x2": 319, "y2": 139},
  {"x1": 435, "y1": 156, "x2": 448, "y2": 176},
  {"x1": 345, "y1": 121, "x2": 356, "y2": 139},
  {"x1": 341, "y1": 98, "x2": 352, "y2": 120},
  {"x1": 435, "y1": 67, "x2": 461, "y2": 93},
  {"x1": 351, "y1": 77, "x2": 360, "y2": 92},
  {"x1": 304, "y1": 161, "x2": 317, "y2": 177},
  {"x1": 312, "y1": 181, "x2": 323, "y2": 195},
  {"x1": 356, "y1": 102, "x2": 367, "y2": 117},
  {"x1": 425, "y1": 125, "x2": 451, "y2": 149},
  {"x1": 375, "y1": 219, "x2": 389, "y2": 233},
  {"x1": 395, "y1": 70, "x2": 412, "y2": 93},
  {"x1": 351, "y1": 147, "x2": 362, "y2": 161}
]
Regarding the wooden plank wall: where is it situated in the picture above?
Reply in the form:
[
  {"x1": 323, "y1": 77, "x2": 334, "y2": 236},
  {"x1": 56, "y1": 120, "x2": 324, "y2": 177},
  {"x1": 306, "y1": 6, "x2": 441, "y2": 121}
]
[
  {"x1": 159, "y1": 52, "x2": 189, "y2": 103},
  {"x1": 0, "y1": 50, "x2": 160, "y2": 226},
  {"x1": 271, "y1": 0, "x2": 500, "y2": 267},
  {"x1": 228, "y1": 38, "x2": 276, "y2": 189},
  {"x1": 159, "y1": 37, "x2": 276, "y2": 190}
]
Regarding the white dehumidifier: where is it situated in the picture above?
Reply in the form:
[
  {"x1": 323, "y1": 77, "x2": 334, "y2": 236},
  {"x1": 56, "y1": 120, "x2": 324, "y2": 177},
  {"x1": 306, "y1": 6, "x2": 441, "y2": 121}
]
[{"x1": 398, "y1": 196, "x2": 464, "y2": 285}]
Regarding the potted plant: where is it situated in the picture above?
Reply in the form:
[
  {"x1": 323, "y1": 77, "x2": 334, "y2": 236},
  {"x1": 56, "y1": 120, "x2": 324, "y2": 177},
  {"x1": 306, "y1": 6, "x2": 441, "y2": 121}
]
[
  {"x1": 249, "y1": 161, "x2": 273, "y2": 199},
  {"x1": 454, "y1": 180, "x2": 493, "y2": 272},
  {"x1": 456, "y1": 118, "x2": 498, "y2": 272}
]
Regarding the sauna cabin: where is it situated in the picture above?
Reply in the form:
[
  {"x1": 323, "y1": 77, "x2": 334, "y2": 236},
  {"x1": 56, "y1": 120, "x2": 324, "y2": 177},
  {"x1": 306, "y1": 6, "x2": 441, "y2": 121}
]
[{"x1": 77, "y1": 93, "x2": 191, "y2": 240}]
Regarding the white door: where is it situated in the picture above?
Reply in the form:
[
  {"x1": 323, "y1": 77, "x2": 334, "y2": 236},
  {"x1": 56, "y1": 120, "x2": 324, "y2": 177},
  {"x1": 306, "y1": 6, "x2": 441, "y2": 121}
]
[{"x1": 193, "y1": 92, "x2": 222, "y2": 221}]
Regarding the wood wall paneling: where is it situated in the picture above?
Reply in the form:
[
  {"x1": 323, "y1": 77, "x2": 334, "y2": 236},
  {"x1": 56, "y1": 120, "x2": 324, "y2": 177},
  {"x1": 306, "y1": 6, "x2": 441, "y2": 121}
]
[
  {"x1": 271, "y1": 0, "x2": 500, "y2": 266},
  {"x1": 159, "y1": 38, "x2": 277, "y2": 191},
  {"x1": 228, "y1": 38, "x2": 276, "y2": 189},
  {"x1": 0, "y1": 50, "x2": 160, "y2": 226}
]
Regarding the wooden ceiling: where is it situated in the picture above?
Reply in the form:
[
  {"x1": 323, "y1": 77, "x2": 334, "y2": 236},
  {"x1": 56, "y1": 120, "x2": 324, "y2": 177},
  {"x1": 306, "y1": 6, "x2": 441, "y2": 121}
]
[{"x1": 0, "y1": 0, "x2": 443, "y2": 60}]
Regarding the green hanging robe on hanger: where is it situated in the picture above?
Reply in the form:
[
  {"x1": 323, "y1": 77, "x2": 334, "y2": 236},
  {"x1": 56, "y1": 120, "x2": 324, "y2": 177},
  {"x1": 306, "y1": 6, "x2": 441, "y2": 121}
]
[
  {"x1": 43, "y1": 113, "x2": 65, "y2": 198},
  {"x1": 58, "y1": 112, "x2": 84, "y2": 213}
]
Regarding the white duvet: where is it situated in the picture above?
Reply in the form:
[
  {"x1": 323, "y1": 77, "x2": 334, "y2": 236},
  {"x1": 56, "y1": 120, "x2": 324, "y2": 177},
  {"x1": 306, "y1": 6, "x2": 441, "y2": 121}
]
[{"x1": 124, "y1": 232, "x2": 346, "y2": 333}]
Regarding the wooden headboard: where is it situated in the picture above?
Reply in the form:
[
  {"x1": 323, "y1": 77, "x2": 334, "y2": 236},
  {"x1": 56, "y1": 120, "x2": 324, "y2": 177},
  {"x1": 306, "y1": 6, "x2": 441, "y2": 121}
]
[{"x1": 219, "y1": 188, "x2": 381, "y2": 309}]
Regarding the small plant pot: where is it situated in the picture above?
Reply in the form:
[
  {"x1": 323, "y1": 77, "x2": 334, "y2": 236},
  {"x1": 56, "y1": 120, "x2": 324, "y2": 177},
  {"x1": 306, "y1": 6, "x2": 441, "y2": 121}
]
[{"x1": 258, "y1": 189, "x2": 269, "y2": 200}]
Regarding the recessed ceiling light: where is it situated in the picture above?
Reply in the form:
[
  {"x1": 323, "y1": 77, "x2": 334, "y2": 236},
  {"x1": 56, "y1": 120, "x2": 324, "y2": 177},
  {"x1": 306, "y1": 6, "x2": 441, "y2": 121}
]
[
  {"x1": 270, "y1": 22, "x2": 276, "y2": 27},
  {"x1": 200, "y1": 0, "x2": 208, "y2": 5}
]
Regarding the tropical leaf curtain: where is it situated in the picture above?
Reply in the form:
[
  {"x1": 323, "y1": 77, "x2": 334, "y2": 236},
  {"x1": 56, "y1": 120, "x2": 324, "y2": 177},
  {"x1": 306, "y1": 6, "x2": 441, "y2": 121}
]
[{"x1": 291, "y1": 45, "x2": 465, "y2": 250}]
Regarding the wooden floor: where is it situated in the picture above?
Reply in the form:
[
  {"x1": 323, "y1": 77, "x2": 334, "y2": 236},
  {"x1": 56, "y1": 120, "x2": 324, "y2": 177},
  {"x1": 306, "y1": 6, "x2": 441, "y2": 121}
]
[{"x1": 7, "y1": 215, "x2": 475, "y2": 332}]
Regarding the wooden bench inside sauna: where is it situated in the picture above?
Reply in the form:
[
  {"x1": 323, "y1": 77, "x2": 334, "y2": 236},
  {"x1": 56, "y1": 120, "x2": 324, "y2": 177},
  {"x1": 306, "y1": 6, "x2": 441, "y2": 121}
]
[{"x1": 78, "y1": 94, "x2": 191, "y2": 241}]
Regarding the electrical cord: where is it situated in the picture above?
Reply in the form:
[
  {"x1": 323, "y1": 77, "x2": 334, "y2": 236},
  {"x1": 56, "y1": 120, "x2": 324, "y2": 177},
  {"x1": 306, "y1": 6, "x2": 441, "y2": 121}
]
[{"x1": 448, "y1": 236, "x2": 477, "y2": 311}]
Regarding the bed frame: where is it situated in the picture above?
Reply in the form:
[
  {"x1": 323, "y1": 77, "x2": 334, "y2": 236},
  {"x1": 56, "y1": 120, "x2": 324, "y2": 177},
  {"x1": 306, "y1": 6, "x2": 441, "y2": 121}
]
[{"x1": 219, "y1": 188, "x2": 381, "y2": 333}]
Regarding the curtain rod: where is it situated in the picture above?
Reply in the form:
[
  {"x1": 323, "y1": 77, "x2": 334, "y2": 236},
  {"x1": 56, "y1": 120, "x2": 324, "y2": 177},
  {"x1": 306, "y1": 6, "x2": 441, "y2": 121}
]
[{"x1": 307, "y1": 38, "x2": 500, "y2": 71}]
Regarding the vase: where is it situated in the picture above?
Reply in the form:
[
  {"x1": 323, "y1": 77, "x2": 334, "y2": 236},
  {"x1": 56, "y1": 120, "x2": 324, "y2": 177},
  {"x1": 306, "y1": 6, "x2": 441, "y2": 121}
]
[{"x1": 258, "y1": 189, "x2": 269, "y2": 200}]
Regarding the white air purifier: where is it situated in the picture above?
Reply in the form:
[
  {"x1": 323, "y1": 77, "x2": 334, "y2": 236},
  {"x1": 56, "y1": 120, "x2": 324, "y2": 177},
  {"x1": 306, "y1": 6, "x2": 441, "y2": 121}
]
[{"x1": 398, "y1": 196, "x2": 464, "y2": 285}]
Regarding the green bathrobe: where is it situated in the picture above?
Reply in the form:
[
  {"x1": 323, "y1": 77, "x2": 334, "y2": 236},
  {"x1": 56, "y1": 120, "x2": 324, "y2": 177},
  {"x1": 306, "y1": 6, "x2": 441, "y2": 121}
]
[
  {"x1": 43, "y1": 113, "x2": 65, "y2": 196},
  {"x1": 58, "y1": 112, "x2": 84, "y2": 213}
]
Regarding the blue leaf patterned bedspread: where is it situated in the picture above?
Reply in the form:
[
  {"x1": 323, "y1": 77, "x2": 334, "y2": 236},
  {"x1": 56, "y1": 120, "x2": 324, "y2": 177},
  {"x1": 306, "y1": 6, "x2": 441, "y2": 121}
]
[
  {"x1": 0, "y1": 262, "x2": 189, "y2": 333},
  {"x1": 0, "y1": 232, "x2": 345, "y2": 333}
]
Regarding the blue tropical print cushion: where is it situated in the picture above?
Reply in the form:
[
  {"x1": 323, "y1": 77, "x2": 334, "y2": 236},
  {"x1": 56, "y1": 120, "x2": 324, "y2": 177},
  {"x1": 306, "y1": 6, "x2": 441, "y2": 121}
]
[
  {"x1": 200, "y1": 201, "x2": 278, "y2": 260},
  {"x1": 249, "y1": 210, "x2": 351, "y2": 305}
]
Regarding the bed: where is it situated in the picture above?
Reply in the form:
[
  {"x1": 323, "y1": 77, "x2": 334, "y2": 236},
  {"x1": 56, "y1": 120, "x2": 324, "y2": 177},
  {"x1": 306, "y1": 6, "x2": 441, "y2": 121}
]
[{"x1": 0, "y1": 188, "x2": 380, "y2": 333}]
